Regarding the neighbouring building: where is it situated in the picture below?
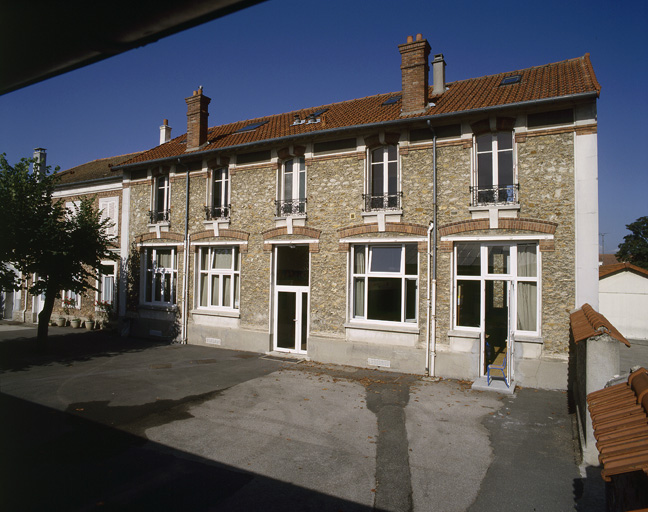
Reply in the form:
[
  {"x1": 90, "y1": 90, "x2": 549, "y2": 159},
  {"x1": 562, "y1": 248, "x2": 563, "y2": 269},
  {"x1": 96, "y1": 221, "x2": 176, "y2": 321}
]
[
  {"x1": 599, "y1": 262, "x2": 648, "y2": 341},
  {"x1": 29, "y1": 34, "x2": 602, "y2": 390},
  {"x1": 19, "y1": 151, "x2": 141, "y2": 325}
]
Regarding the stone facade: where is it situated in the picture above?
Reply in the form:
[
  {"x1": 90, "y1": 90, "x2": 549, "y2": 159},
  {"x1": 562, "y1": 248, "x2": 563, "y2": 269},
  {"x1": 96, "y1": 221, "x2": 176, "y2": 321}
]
[{"x1": 117, "y1": 110, "x2": 594, "y2": 390}]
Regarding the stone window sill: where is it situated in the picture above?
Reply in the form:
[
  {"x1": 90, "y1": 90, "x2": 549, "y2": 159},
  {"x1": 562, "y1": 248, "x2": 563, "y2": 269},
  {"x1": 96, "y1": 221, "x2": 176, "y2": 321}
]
[
  {"x1": 345, "y1": 321, "x2": 419, "y2": 335},
  {"x1": 191, "y1": 308, "x2": 240, "y2": 319}
]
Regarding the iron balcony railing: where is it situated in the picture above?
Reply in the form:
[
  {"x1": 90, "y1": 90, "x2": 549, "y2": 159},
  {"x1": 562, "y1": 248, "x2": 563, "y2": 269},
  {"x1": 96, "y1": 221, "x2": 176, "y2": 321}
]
[
  {"x1": 363, "y1": 191, "x2": 403, "y2": 212},
  {"x1": 470, "y1": 184, "x2": 519, "y2": 207},
  {"x1": 148, "y1": 209, "x2": 170, "y2": 224},
  {"x1": 204, "y1": 205, "x2": 231, "y2": 221},
  {"x1": 275, "y1": 198, "x2": 307, "y2": 217}
]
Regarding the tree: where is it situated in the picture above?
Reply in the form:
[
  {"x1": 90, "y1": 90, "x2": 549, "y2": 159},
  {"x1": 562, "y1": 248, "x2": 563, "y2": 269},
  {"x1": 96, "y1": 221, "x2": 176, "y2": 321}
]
[
  {"x1": 616, "y1": 216, "x2": 648, "y2": 270},
  {"x1": 0, "y1": 153, "x2": 117, "y2": 346}
]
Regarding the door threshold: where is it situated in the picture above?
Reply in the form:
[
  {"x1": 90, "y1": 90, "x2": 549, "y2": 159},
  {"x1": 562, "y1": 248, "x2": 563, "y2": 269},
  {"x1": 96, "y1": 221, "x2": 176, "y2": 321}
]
[
  {"x1": 471, "y1": 376, "x2": 515, "y2": 395},
  {"x1": 262, "y1": 352, "x2": 309, "y2": 363}
]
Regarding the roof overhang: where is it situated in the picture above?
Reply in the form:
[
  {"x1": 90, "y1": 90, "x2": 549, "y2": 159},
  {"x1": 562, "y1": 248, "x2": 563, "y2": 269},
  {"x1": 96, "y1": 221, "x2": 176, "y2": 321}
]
[{"x1": 0, "y1": 0, "x2": 265, "y2": 95}]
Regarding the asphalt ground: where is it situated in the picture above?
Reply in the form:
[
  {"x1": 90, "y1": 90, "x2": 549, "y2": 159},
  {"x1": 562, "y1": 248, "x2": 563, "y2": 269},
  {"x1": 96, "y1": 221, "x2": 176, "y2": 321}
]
[{"x1": 0, "y1": 323, "x2": 606, "y2": 511}]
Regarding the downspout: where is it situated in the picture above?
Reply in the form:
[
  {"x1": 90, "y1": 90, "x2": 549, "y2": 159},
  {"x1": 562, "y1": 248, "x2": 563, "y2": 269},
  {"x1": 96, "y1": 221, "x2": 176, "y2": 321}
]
[
  {"x1": 426, "y1": 121, "x2": 438, "y2": 377},
  {"x1": 179, "y1": 158, "x2": 190, "y2": 344}
]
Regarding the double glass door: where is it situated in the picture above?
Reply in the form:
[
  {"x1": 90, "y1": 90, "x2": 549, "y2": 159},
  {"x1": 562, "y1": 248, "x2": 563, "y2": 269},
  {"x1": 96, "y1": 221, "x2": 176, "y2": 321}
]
[{"x1": 273, "y1": 245, "x2": 309, "y2": 353}]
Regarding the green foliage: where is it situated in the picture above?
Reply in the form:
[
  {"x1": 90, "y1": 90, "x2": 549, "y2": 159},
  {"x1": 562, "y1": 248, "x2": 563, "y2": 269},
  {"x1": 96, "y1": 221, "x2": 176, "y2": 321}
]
[
  {"x1": 616, "y1": 216, "x2": 648, "y2": 270},
  {"x1": 0, "y1": 153, "x2": 117, "y2": 341}
]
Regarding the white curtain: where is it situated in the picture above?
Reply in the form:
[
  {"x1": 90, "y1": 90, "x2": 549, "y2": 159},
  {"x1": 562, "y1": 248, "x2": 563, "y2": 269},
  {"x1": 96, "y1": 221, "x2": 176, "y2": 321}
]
[{"x1": 517, "y1": 282, "x2": 537, "y2": 331}]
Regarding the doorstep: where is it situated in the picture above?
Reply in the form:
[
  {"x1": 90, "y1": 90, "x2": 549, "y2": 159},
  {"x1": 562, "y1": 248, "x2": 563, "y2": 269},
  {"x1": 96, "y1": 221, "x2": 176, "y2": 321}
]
[{"x1": 472, "y1": 376, "x2": 515, "y2": 395}]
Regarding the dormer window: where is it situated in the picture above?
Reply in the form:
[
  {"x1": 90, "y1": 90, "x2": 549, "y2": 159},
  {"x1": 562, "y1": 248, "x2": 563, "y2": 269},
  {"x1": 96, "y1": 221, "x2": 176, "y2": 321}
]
[
  {"x1": 471, "y1": 131, "x2": 517, "y2": 206},
  {"x1": 364, "y1": 145, "x2": 401, "y2": 211},
  {"x1": 150, "y1": 175, "x2": 170, "y2": 223},
  {"x1": 206, "y1": 168, "x2": 230, "y2": 220},
  {"x1": 276, "y1": 157, "x2": 306, "y2": 217}
]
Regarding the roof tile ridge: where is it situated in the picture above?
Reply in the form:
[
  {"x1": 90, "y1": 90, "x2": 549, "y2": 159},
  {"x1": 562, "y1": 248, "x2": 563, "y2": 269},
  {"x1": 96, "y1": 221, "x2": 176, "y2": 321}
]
[
  {"x1": 582, "y1": 53, "x2": 602, "y2": 97},
  {"x1": 57, "y1": 151, "x2": 144, "y2": 174},
  {"x1": 206, "y1": 91, "x2": 403, "y2": 133},
  {"x1": 447, "y1": 55, "x2": 588, "y2": 86}
]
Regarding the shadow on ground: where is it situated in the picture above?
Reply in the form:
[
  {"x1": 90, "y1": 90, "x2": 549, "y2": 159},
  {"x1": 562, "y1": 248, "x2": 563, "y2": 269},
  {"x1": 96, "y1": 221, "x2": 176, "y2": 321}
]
[
  {"x1": 0, "y1": 392, "x2": 376, "y2": 512},
  {"x1": 0, "y1": 329, "x2": 169, "y2": 373}
]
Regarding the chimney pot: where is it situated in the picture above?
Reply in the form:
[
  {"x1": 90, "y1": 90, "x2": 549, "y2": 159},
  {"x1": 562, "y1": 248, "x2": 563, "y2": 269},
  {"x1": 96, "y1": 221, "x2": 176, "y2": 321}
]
[
  {"x1": 160, "y1": 119, "x2": 172, "y2": 145},
  {"x1": 407, "y1": 35, "x2": 413, "y2": 43},
  {"x1": 432, "y1": 53, "x2": 446, "y2": 96},
  {"x1": 416, "y1": 33, "x2": 422, "y2": 41}
]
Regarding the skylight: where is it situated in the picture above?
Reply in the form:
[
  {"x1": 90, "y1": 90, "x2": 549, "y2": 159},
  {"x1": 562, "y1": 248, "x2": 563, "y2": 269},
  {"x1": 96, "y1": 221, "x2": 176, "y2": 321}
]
[
  {"x1": 500, "y1": 75, "x2": 521, "y2": 86},
  {"x1": 235, "y1": 121, "x2": 269, "y2": 133},
  {"x1": 310, "y1": 108, "x2": 329, "y2": 117},
  {"x1": 382, "y1": 95, "x2": 402, "y2": 106}
]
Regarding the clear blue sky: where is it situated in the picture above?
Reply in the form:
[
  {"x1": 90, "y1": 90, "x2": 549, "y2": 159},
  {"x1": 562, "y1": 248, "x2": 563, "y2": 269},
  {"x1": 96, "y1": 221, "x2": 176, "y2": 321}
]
[{"x1": 1, "y1": 0, "x2": 646, "y2": 253}]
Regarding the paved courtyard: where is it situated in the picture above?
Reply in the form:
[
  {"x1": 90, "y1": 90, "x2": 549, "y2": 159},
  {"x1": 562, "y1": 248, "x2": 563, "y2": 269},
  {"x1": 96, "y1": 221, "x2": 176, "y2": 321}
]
[{"x1": 0, "y1": 324, "x2": 607, "y2": 511}]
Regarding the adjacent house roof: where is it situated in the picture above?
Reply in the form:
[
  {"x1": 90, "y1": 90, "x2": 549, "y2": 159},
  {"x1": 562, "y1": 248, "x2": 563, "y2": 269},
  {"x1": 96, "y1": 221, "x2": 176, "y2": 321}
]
[
  {"x1": 55, "y1": 152, "x2": 143, "y2": 185},
  {"x1": 600, "y1": 262, "x2": 648, "y2": 279},
  {"x1": 599, "y1": 253, "x2": 619, "y2": 266},
  {"x1": 570, "y1": 303, "x2": 630, "y2": 346},
  {"x1": 117, "y1": 54, "x2": 600, "y2": 168}
]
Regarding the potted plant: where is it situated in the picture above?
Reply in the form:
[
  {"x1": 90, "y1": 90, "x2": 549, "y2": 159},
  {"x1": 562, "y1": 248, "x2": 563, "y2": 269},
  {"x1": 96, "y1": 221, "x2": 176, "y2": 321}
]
[
  {"x1": 70, "y1": 317, "x2": 82, "y2": 329},
  {"x1": 85, "y1": 315, "x2": 95, "y2": 330},
  {"x1": 60, "y1": 297, "x2": 76, "y2": 326},
  {"x1": 56, "y1": 316, "x2": 67, "y2": 327}
]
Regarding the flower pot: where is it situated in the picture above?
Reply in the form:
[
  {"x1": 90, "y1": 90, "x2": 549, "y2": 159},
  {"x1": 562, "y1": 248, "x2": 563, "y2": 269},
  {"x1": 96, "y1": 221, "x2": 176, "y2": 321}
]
[
  {"x1": 85, "y1": 321, "x2": 95, "y2": 330},
  {"x1": 56, "y1": 317, "x2": 67, "y2": 327},
  {"x1": 70, "y1": 319, "x2": 81, "y2": 329}
]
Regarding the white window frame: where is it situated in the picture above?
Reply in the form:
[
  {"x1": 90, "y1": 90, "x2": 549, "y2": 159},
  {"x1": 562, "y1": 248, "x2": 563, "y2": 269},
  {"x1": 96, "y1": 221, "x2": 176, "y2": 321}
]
[
  {"x1": 96, "y1": 261, "x2": 117, "y2": 308},
  {"x1": 366, "y1": 145, "x2": 400, "y2": 211},
  {"x1": 453, "y1": 242, "x2": 541, "y2": 336},
  {"x1": 142, "y1": 247, "x2": 177, "y2": 306},
  {"x1": 61, "y1": 289, "x2": 81, "y2": 309},
  {"x1": 154, "y1": 174, "x2": 170, "y2": 213},
  {"x1": 277, "y1": 157, "x2": 307, "y2": 216},
  {"x1": 209, "y1": 167, "x2": 230, "y2": 219},
  {"x1": 196, "y1": 246, "x2": 240, "y2": 310},
  {"x1": 351, "y1": 243, "x2": 418, "y2": 325},
  {"x1": 472, "y1": 130, "x2": 516, "y2": 205}
]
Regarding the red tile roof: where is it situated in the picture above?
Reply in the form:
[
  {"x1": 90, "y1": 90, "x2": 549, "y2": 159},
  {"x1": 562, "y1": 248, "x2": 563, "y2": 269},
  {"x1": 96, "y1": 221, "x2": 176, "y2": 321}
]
[
  {"x1": 570, "y1": 303, "x2": 630, "y2": 347},
  {"x1": 587, "y1": 367, "x2": 648, "y2": 483},
  {"x1": 117, "y1": 54, "x2": 600, "y2": 168},
  {"x1": 599, "y1": 253, "x2": 619, "y2": 266},
  {"x1": 55, "y1": 152, "x2": 143, "y2": 185},
  {"x1": 600, "y1": 262, "x2": 648, "y2": 279}
]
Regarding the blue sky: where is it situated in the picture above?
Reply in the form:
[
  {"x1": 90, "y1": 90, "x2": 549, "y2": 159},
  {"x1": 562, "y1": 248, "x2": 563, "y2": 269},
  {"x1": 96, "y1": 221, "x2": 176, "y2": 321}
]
[{"x1": 0, "y1": 0, "x2": 646, "y2": 253}]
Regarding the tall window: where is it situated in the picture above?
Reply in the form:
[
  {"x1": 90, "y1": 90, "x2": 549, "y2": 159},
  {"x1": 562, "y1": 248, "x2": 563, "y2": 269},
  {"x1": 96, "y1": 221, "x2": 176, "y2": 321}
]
[
  {"x1": 143, "y1": 247, "x2": 177, "y2": 305},
  {"x1": 98, "y1": 197, "x2": 119, "y2": 237},
  {"x1": 61, "y1": 289, "x2": 81, "y2": 309},
  {"x1": 473, "y1": 131, "x2": 516, "y2": 205},
  {"x1": 277, "y1": 157, "x2": 306, "y2": 216},
  {"x1": 197, "y1": 246, "x2": 240, "y2": 309},
  {"x1": 352, "y1": 244, "x2": 417, "y2": 323},
  {"x1": 366, "y1": 145, "x2": 400, "y2": 211},
  {"x1": 150, "y1": 175, "x2": 170, "y2": 223},
  {"x1": 97, "y1": 263, "x2": 116, "y2": 305},
  {"x1": 206, "y1": 168, "x2": 230, "y2": 220}
]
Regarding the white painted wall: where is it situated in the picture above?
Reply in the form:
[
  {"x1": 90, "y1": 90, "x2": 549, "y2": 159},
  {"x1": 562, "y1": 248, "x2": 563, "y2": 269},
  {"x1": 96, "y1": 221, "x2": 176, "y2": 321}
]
[
  {"x1": 600, "y1": 271, "x2": 648, "y2": 340},
  {"x1": 574, "y1": 103, "x2": 599, "y2": 309}
]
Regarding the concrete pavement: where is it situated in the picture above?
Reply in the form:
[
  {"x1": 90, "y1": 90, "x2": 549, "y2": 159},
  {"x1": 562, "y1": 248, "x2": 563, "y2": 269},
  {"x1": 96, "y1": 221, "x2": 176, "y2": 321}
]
[{"x1": 0, "y1": 324, "x2": 605, "y2": 511}]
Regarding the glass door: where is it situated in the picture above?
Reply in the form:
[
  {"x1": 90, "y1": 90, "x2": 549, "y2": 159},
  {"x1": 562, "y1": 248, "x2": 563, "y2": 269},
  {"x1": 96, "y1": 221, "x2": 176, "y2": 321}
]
[{"x1": 273, "y1": 245, "x2": 309, "y2": 353}]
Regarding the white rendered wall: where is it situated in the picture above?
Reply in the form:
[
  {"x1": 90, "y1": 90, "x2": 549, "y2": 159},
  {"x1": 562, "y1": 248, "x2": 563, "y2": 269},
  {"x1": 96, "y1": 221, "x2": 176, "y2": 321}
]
[
  {"x1": 574, "y1": 103, "x2": 599, "y2": 309},
  {"x1": 600, "y1": 272, "x2": 648, "y2": 340}
]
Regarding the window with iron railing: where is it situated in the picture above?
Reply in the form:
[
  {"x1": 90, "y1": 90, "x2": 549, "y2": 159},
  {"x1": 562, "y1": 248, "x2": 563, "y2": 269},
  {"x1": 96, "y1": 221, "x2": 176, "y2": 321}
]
[
  {"x1": 207, "y1": 168, "x2": 230, "y2": 220},
  {"x1": 277, "y1": 157, "x2": 306, "y2": 216},
  {"x1": 150, "y1": 175, "x2": 170, "y2": 223},
  {"x1": 472, "y1": 131, "x2": 518, "y2": 206},
  {"x1": 365, "y1": 145, "x2": 400, "y2": 212}
]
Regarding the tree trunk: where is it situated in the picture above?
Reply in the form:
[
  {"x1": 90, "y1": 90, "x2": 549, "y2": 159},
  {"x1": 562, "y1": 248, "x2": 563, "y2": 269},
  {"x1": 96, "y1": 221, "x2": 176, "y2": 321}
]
[{"x1": 36, "y1": 286, "x2": 56, "y2": 347}]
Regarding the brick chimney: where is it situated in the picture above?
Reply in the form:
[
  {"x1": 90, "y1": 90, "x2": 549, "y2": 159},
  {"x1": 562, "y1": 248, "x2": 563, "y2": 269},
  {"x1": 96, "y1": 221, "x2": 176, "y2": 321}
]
[
  {"x1": 159, "y1": 119, "x2": 172, "y2": 145},
  {"x1": 398, "y1": 34, "x2": 431, "y2": 114},
  {"x1": 185, "y1": 86, "x2": 211, "y2": 150}
]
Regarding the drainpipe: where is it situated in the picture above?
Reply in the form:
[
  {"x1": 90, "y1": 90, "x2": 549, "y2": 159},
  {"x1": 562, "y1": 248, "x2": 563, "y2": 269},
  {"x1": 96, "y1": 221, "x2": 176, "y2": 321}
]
[
  {"x1": 426, "y1": 121, "x2": 438, "y2": 377},
  {"x1": 179, "y1": 158, "x2": 190, "y2": 344}
]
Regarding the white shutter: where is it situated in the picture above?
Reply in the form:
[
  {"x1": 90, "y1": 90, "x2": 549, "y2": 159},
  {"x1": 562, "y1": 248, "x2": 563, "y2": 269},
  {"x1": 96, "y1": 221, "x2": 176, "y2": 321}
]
[{"x1": 99, "y1": 197, "x2": 119, "y2": 237}]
